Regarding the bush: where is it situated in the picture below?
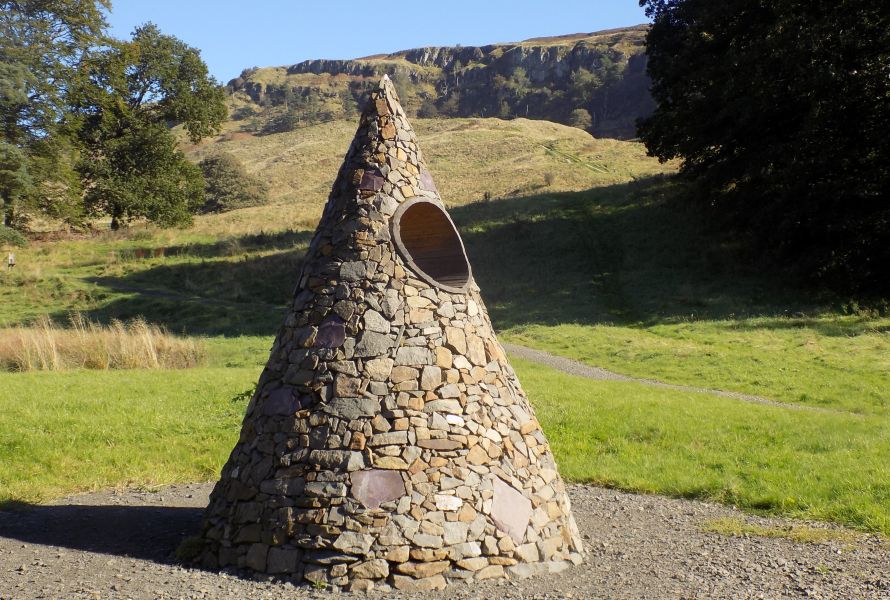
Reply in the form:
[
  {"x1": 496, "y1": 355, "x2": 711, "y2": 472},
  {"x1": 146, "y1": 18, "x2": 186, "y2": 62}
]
[
  {"x1": 569, "y1": 108, "x2": 593, "y2": 130},
  {"x1": 0, "y1": 225, "x2": 27, "y2": 247},
  {"x1": 417, "y1": 98, "x2": 439, "y2": 118},
  {"x1": 197, "y1": 152, "x2": 269, "y2": 213}
]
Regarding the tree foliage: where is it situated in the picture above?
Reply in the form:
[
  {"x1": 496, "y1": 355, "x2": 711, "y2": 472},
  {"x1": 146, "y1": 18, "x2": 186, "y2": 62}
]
[
  {"x1": 569, "y1": 108, "x2": 593, "y2": 131},
  {"x1": 639, "y1": 0, "x2": 890, "y2": 292},
  {"x1": 0, "y1": 0, "x2": 108, "y2": 226},
  {"x1": 68, "y1": 23, "x2": 226, "y2": 228},
  {"x1": 1, "y1": 3, "x2": 225, "y2": 231},
  {"x1": 197, "y1": 152, "x2": 268, "y2": 213}
]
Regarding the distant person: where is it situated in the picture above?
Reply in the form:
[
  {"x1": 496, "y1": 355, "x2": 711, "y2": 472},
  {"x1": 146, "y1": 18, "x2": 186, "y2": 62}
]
[{"x1": 7, "y1": 251, "x2": 15, "y2": 270}]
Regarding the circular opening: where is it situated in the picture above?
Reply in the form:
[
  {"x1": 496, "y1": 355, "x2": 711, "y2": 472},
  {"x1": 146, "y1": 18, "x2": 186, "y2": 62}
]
[{"x1": 392, "y1": 199, "x2": 471, "y2": 293}]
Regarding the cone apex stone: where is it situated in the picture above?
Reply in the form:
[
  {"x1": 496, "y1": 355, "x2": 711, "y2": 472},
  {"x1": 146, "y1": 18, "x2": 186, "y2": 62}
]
[{"x1": 197, "y1": 79, "x2": 584, "y2": 589}]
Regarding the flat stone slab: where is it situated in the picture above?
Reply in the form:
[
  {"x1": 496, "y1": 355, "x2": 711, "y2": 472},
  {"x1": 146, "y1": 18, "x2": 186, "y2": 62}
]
[
  {"x1": 351, "y1": 469, "x2": 406, "y2": 509},
  {"x1": 491, "y1": 478, "x2": 532, "y2": 543}
]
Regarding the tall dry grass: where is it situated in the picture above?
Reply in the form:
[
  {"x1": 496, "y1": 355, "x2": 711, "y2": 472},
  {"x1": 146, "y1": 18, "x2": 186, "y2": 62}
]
[{"x1": 0, "y1": 315, "x2": 205, "y2": 372}]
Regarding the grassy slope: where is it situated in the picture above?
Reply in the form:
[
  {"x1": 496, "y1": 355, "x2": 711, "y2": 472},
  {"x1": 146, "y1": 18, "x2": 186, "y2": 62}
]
[
  {"x1": 450, "y1": 182, "x2": 890, "y2": 415},
  {"x1": 1, "y1": 117, "x2": 889, "y2": 534},
  {"x1": 519, "y1": 358, "x2": 890, "y2": 535}
]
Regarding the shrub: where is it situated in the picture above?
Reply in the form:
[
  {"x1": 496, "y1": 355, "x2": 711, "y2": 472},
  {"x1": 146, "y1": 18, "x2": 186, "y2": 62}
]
[
  {"x1": 0, "y1": 225, "x2": 27, "y2": 247},
  {"x1": 197, "y1": 152, "x2": 269, "y2": 213},
  {"x1": 569, "y1": 108, "x2": 593, "y2": 130}
]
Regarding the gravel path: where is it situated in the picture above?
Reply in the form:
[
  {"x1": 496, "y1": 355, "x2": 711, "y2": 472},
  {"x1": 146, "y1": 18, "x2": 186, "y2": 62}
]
[
  {"x1": 502, "y1": 343, "x2": 836, "y2": 412},
  {"x1": 1, "y1": 483, "x2": 886, "y2": 599}
]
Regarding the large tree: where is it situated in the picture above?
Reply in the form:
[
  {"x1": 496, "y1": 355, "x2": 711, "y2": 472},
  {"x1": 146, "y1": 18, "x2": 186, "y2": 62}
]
[
  {"x1": 69, "y1": 23, "x2": 226, "y2": 228},
  {"x1": 0, "y1": 0, "x2": 108, "y2": 226},
  {"x1": 639, "y1": 0, "x2": 890, "y2": 292}
]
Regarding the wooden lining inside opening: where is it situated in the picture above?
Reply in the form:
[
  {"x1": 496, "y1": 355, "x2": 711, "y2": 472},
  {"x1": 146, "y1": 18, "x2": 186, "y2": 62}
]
[{"x1": 395, "y1": 201, "x2": 470, "y2": 291}]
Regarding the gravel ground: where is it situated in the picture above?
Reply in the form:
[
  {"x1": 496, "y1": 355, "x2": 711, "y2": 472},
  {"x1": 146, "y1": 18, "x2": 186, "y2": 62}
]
[{"x1": 1, "y1": 483, "x2": 887, "y2": 599}]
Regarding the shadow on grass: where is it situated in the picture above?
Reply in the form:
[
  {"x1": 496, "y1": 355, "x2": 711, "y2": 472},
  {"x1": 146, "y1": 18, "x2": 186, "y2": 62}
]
[
  {"x1": 0, "y1": 502, "x2": 201, "y2": 563},
  {"x1": 105, "y1": 229, "x2": 312, "y2": 262},
  {"x1": 66, "y1": 176, "x2": 836, "y2": 337},
  {"x1": 453, "y1": 176, "x2": 829, "y2": 329}
]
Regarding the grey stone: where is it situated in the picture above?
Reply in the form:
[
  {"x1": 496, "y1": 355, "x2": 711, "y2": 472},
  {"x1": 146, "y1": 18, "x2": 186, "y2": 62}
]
[
  {"x1": 333, "y1": 531, "x2": 374, "y2": 554},
  {"x1": 305, "y1": 481, "x2": 347, "y2": 497},
  {"x1": 363, "y1": 309, "x2": 390, "y2": 333},
  {"x1": 365, "y1": 357, "x2": 393, "y2": 380},
  {"x1": 323, "y1": 397, "x2": 379, "y2": 419},
  {"x1": 394, "y1": 346, "x2": 433, "y2": 365},
  {"x1": 369, "y1": 431, "x2": 408, "y2": 446},
  {"x1": 411, "y1": 533, "x2": 444, "y2": 548},
  {"x1": 350, "y1": 558, "x2": 389, "y2": 579},
  {"x1": 303, "y1": 550, "x2": 359, "y2": 565},
  {"x1": 245, "y1": 543, "x2": 268, "y2": 572},
  {"x1": 267, "y1": 547, "x2": 300, "y2": 573},
  {"x1": 506, "y1": 562, "x2": 549, "y2": 580},
  {"x1": 354, "y1": 331, "x2": 394, "y2": 357},
  {"x1": 309, "y1": 449, "x2": 366, "y2": 471},
  {"x1": 443, "y1": 522, "x2": 469, "y2": 545},
  {"x1": 328, "y1": 361, "x2": 358, "y2": 376},
  {"x1": 340, "y1": 261, "x2": 370, "y2": 281},
  {"x1": 420, "y1": 365, "x2": 442, "y2": 390},
  {"x1": 259, "y1": 478, "x2": 305, "y2": 496},
  {"x1": 438, "y1": 383, "x2": 461, "y2": 398},
  {"x1": 423, "y1": 400, "x2": 462, "y2": 414}
]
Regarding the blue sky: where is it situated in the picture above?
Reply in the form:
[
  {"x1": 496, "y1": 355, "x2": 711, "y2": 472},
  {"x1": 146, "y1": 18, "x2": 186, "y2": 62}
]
[{"x1": 105, "y1": 1, "x2": 649, "y2": 83}]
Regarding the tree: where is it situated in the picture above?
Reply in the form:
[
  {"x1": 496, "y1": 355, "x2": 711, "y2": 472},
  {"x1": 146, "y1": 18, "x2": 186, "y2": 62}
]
[
  {"x1": 639, "y1": 0, "x2": 890, "y2": 292},
  {"x1": 69, "y1": 23, "x2": 226, "y2": 228},
  {"x1": 197, "y1": 152, "x2": 268, "y2": 213},
  {"x1": 417, "y1": 97, "x2": 439, "y2": 118},
  {"x1": 569, "y1": 108, "x2": 593, "y2": 131},
  {"x1": 0, "y1": 0, "x2": 109, "y2": 226},
  {"x1": 0, "y1": 142, "x2": 32, "y2": 226}
]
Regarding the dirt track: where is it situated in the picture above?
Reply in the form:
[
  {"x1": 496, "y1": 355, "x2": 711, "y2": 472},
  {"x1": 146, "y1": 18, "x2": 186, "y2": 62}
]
[{"x1": 1, "y1": 483, "x2": 887, "y2": 599}]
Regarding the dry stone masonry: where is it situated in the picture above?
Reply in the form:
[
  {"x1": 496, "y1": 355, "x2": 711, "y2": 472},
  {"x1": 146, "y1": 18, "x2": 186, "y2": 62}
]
[{"x1": 197, "y1": 75, "x2": 584, "y2": 591}]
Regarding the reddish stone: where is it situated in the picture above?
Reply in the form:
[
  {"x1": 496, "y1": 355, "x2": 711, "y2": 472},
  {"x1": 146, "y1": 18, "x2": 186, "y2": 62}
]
[
  {"x1": 315, "y1": 316, "x2": 346, "y2": 348},
  {"x1": 491, "y1": 478, "x2": 532, "y2": 544},
  {"x1": 417, "y1": 439, "x2": 462, "y2": 451},
  {"x1": 351, "y1": 469, "x2": 405, "y2": 509}
]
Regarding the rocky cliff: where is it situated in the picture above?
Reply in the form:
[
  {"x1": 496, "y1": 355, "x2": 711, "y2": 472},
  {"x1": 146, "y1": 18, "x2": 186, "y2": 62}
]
[{"x1": 227, "y1": 26, "x2": 653, "y2": 139}]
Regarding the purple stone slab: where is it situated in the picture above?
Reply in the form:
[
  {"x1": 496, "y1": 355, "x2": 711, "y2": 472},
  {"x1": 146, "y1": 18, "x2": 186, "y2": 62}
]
[
  {"x1": 264, "y1": 386, "x2": 298, "y2": 416},
  {"x1": 419, "y1": 169, "x2": 438, "y2": 192},
  {"x1": 351, "y1": 469, "x2": 406, "y2": 509},
  {"x1": 491, "y1": 477, "x2": 532, "y2": 543},
  {"x1": 358, "y1": 170, "x2": 384, "y2": 191},
  {"x1": 314, "y1": 315, "x2": 346, "y2": 348}
]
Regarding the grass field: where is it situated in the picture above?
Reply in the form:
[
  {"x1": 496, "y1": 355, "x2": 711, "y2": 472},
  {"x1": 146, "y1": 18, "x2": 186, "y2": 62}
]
[{"x1": 1, "y1": 116, "x2": 888, "y2": 537}]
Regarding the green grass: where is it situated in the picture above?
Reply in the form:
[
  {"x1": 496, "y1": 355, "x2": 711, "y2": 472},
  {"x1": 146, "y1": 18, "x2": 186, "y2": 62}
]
[
  {"x1": 3, "y1": 353, "x2": 888, "y2": 537},
  {"x1": 0, "y1": 365, "x2": 257, "y2": 504},
  {"x1": 516, "y1": 357, "x2": 890, "y2": 535},
  {"x1": 504, "y1": 319, "x2": 890, "y2": 415},
  {"x1": 451, "y1": 179, "x2": 890, "y2": 415}
]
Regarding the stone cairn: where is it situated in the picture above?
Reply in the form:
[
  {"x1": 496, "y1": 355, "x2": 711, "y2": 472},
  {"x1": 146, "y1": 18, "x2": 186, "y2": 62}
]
[{"x1": 197, "y1": 76, "x2": 584, "y2": 592}]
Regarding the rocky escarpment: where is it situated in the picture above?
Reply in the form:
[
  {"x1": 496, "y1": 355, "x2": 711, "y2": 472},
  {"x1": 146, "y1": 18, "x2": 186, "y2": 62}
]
[{"x1": 227, "y1": 26, "x2": 653, "y2": 139}]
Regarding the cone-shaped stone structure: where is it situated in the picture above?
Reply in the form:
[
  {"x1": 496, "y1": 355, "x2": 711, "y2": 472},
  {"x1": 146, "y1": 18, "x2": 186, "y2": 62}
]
[{"x1": 197, "y1": 76, "x2": 584, "y2": 591}]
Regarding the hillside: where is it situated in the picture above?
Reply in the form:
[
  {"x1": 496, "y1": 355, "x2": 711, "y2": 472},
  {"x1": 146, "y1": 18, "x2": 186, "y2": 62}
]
[
  {"x1": 225, "y1": 26, "x2": 653, "y2": 139},
  {"x1": 187, "y1": 117, "x2": 669, "y2": 232}
]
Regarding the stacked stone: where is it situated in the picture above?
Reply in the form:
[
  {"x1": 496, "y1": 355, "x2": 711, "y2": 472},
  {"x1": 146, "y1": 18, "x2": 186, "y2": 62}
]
[{"x1": 197, "y1": 75, "x2": 584, "y2": 591}]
